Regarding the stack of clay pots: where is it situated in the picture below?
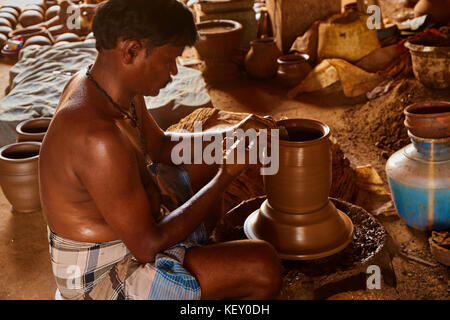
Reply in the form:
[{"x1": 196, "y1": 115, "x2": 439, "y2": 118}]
[
  {"x1": 0, "y1": 1, "x2": 95, "y2": 61},
  {"x1": 0, "y1": 117, "x2": 52, "y2": 214}
]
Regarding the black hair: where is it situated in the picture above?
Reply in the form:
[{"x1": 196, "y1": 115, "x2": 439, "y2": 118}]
[{"x1": 92, "y1": 0, "x2": 198, "y2": 52}]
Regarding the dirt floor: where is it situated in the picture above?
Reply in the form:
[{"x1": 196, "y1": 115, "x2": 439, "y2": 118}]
[{"x1": 0, "y1": 0, "x2": 448, "y2": 300}]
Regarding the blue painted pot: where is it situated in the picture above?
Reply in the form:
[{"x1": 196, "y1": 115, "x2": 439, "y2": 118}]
[{"x1": 386, "y1": 132, "x2": 450, "y2": 230}]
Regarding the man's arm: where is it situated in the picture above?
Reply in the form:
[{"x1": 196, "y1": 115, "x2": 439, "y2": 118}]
[{"x1": 75, "y1": 126, "x2": 236, "y2": 263}]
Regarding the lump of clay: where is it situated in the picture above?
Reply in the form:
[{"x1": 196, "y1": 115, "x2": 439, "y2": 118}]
[
  {"x1": 45, "y1": 5, "x2": 60, "y2": 20},
  {"x1": 0, "y1": 17, "x2": 12, "y2": 28},
  {"x1": 55, "y1": 33, "x2": 80, "y2": 43},
  {"x1": 20, "y1": 10, "x2": 45, "y2": 28},
  {"x1": 24, "y1": 35, "x2": 52, "y2": 47},
  {"x1": 0, "y1": 12, "x2": 17, "y2": 26},
  {"x1": 0, "y1": 26, "x2": 13, "y2": 37}
]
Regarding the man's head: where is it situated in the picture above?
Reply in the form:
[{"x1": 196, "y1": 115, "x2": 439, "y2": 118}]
[{"x1": 92, "y1": 0, "x2": 198, "y2": 96}]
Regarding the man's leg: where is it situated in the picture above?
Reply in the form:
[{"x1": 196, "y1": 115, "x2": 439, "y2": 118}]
[
  {"x1": 183, "y1": 163, "x2": 223, "y2": 234},
  {"x1": 184, "y1": 239, "x2": 282, "y2": 300}
]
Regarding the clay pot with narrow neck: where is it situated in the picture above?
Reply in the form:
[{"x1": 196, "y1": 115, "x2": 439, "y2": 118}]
[
  {"x1": 244, "y1": 119, "x2": 354, "y2": 260},
  {"x1": 277, "y1": 53, "x2": 312, "y2": 87},
  {"x1": 245, "y1": 37, "x2": 282, "y2": 80},
  {"x1": 0, "y1": 142, "x2": 41, "y2": 213},
  {"x1": 16, "y1": 117, "x2": 52, "y2": 142}
]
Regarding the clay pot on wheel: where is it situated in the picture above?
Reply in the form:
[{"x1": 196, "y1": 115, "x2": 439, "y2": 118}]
[
  {"x1": 245, "y1": 37, "x2": 282, "y2": 79},
  {"x1": 16, "y1": 118, "x2": 52, "y2": 142},
  {"x1": 414, "y1": 0, "x2": 450, "y2": 25},
  {"x1": 244, "y1": 119, "x2": 354, "y2": 260},
  {"x1": 277, "y1": 53, "x2": 312, "y2": 87},
  {"x1": 0, "y1": 142, "x2": 42, "y2": 213}
]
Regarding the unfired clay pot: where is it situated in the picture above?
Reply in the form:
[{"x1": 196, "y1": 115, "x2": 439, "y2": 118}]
[
  {"x1": 0, "y1": 142, "x2": 42, "y2": 213},
  {"x1": 16, "y1": 117, "x2": 52, "y2": 142},
  {"x1": 244, "y1": 119, "x2": 354, "y2": 260},
  {"x1": 245, "y1": 37, "x2": 282, "y2": 79},
  {"x1": 55, "y1": 33, "x2": 81, "y2": 43},
  {"x1": 45, "y1": 5, "x2": 60, "y2": 20}
]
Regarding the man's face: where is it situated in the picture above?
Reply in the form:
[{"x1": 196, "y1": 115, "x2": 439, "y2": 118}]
[{"x1": 132, "y1": 43, "x2": 185, "y2": 97}]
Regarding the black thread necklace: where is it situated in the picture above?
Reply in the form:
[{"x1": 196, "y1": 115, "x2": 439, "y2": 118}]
[{"x1": 85, "y1": 65, "x2": 150, "y2": 163}]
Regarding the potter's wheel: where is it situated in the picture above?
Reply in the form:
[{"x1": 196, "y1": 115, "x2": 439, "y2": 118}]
[{"x1": 244, "y1": 200, "x2": 354, "y2": 261}]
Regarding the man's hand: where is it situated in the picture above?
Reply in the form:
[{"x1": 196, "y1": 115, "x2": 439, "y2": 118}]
[
  {"x1": 234, "y1": 114, "x2": 277, "y2": 132},
  {"x1": 220, "y1": 134, "x2": 257, "y2": 179}
]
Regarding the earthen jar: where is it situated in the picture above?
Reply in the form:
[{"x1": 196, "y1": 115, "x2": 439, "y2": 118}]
[
  {"x1": 0, "y1": 26, "x2": 13, "y2": 38},
  {"x1": 414, "y1": 0, "x2": 450, "y2": 25},
  {"x1": 0, "y1": 12, "x2": 17, "y2": 27},
  {"x1": 0, "y1": 7, "x2": 20, "y2": 19},
  {"x1": 45, "y1": 5, "x2": 60, "y2": 21},
  {"x1": 24, "y1": 35, "x2": 52, "y2": 47},
  {"x1": 404, "y1": 101, "x2": 450, "y2": 139},
  {"x1": 244, "y1": 119, "x2": 354, "y2": 260},
  {"x1": 0, "y1": 142, "x2": 42, "y2": 213},
  {"x1": 0, "y1": 17, "x2": 13, "y2": 28},
  {"x1": 277, "y1": 53, "x2": 312, "y2": 87},
  {"x1": 19, "y1": 10, "x2": 44, "y2": 28},
  {"x1": 23, "y1": 5, "x2": 45, "y2": 15},
  {"x1": 9, "y1": 27, "x2": 52, "y2": 44},
  {"x1": 49, "y1": 24, "x2": 70, "y2": 37},
  {"x1": 16, "y1": 118, "x2": 52, "y2": 142},
  {"x1": 245, "y1": 37, "x2": 282, "y2": 79},
  {"x1": 1, "y1": 6, "x2": 21, "y2": 17},
  {"x1": 0, "y1": 33, "x2": 7, "y2": 49},
  {"x1": 55, "y1": 33, "x2": 81, "y2": 43}
]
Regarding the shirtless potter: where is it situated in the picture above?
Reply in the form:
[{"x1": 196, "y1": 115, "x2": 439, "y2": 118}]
[{"x1": 39, "y1": 0, "x2": 281, "y2": 300}]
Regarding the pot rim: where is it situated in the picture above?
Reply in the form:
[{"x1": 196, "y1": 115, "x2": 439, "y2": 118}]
[
  {"x1": 276, "y1": 118, "x2": 330, "y2": 146},
  {"x1": 250, "y1": 37, "x2": 276, "y2": 46},
  {"x1": 404, "y1": 101, "x2": 450, "y2": 118},
  {"x1": 196, "y1": 19, "x2": 243, "y2": 35},
  {"x1": 16, "y1": 117, "x2": 52, "y2": 136},
  {"x1": 277, "y1": 53, "x2": 309, "y2": 64},
  {"x1": 405, "y1": 38, "x2": 450, "y2": 54},
  {"x1": 407, "y1": 130, "x2": 450, "y2": 143},
  {"x1": 0, "y1": 142, "x2": 41, "y2": 163}
]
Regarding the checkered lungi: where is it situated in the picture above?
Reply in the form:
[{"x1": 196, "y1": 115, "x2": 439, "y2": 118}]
[{"x1": 48, "y1": 164, "x2": 208, "y2": 300}]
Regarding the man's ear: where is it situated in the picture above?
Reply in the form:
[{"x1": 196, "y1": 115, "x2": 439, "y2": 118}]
[{"x1": 119, "y1": 39, "x2": 143, "y2": 65}]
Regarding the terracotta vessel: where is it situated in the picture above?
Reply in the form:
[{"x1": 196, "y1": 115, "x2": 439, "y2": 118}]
[
  {"x1": 9, "y1": 26, "x2": 53, "y2": 43},
  {"x1": 0, "y1": 7, "x2": 20, "y2": 19},
  {"x1": 45, "y1": 5, "x2": 60, "y2": 21},
  {"x1": 0, "y1": 26, "x2": 12, "y2": 38},
  {"x1": 19, "y1": 10, "x2": 44, "y2": 28},
  {"x1": 0, "y1": 142, "x2": 42, "y2": 213},
  {"x1": 404, "y1": 101, "x2": 450, "y2": 139},
  {"x1": 245, "y1": 37, "x2": 282, "y2": 79},
  {"x1": 277, "y1": 53, "x2": 312, "y2": 87},
  {"x1": 0, "y1": 12, "x2": 17, "y2": 27},
  {"x1": 194, "y1": 19, "x2": 243, "y2": 82},
  {"x1": 16, "y1": 117, "x2": 52, "y2": 142},
  {"x1": 244, "y1": 119, "x2": 354, "y2": 260},
  {"x1": 414, "y1": 0, "x2": 450, "y2": 25},
  {"x1": 0, "y1": 17, "x2": 13, "y2": 28},
  {"x1": 405, "y1": 36, "x2": 450, "y2": 89}
]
